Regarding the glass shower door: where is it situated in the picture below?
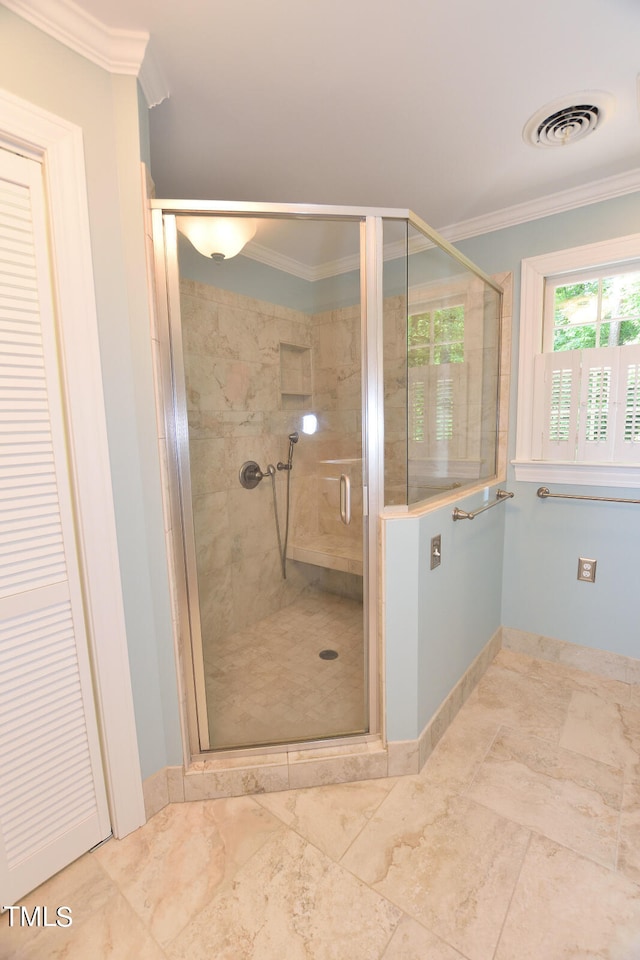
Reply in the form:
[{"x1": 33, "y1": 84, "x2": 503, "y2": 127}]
[{"x1": 162, "y1": 211, "x2": 369, "y2": 751}]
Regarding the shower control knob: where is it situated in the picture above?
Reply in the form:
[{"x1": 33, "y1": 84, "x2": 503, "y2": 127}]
[{"x1": 239, "y1": 460, "x2": 264, "y2": 489}]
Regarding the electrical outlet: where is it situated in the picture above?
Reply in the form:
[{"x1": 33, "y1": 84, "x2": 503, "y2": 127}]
[
  {"x1": 431, "y1": 535, "x2": 442, "y2": 570},
  {"x1": 577, "y1": 557, "x2": 597, "y2": 583}
]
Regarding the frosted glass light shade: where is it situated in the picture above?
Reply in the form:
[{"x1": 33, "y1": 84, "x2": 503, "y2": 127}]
[{"x1": 177, "y1": 216, "x2": 257, "y2": 260}]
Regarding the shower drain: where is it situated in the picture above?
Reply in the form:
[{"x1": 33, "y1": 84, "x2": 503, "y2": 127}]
[{"x1": 319, "y1": 649, "x2": 339, "y2": 660}]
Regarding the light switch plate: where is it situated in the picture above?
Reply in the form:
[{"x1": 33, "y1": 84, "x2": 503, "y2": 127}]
[{"x1": 431, "y1": 535, "x2": 442, "y2": 570}]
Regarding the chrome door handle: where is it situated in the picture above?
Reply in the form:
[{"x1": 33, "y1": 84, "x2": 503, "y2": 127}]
[{"x1": 340, "y1": 474, "x2": 351, "y2": 525}]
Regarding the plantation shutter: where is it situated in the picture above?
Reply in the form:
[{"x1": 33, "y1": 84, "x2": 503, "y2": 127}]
[
  {"x1": 535, "y1": 344, "x2": 640, "y2": 464},
  {"x1": 409, "y1": 378, "x2": 425, "y2": 442},
  {"x1": 0, "y1": 148, "x2": 110, "y2": 904},
  {"x1": 534, "y1": 351, "x2": 581, "y2": 460},
  {"x1": 613, "y1": 344, "x2": 640, "y2": 463},
  {"x1": 426, "y1": 362, "x2": 469, "y2": 457},
  {"x1": 576, "y1": 348, "x2": 616, "y2": 462}
]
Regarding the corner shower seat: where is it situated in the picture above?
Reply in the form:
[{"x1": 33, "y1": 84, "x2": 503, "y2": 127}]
[{"x1": 287, "y1": 535, "x2": 363, "y2": 576}]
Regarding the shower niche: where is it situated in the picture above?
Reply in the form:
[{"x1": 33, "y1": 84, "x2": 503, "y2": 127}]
[
  {"x1": 151, "y1": 203, "x2": 502, "y2": 759},
  {"x1": 279, "y1": 341, "x2": 312, "y2": 405}
]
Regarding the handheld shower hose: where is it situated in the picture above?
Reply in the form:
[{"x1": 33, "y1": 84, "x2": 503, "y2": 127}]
[{"x1": 272, "y1": 432, "x2": 299, "y2": 579}]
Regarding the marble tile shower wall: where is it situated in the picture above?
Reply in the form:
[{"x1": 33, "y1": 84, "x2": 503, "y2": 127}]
[
  {"x1": 303, "y1": 304, "x2": 363, "y2": 552},
  {"x1": 382, "y1": 294, "x2": 408, "y2": 505},
  {"x1": 180, "y1": 279, "x2": 318, "y2": 645},
  {"x1": 179, "y1": 280, "x2": 364, "y2": 647}
]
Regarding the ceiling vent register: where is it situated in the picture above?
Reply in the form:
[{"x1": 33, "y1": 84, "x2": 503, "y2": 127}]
[{"x1": 523, "y1": 93, "x2": 613, "y2": 147}]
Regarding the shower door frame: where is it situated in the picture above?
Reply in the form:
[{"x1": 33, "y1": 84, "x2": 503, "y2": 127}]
[{"x1": 151, "y1": 200, "x2": 394, "y2": 759}]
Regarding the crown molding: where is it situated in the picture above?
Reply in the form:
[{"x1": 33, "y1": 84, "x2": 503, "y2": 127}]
[
  {"x1": 245, "y1": 241, "x2": 367, "y2": 281},
  {"x1": 440, "y1": 168, "x2": 640, "y2": 244},
  {"x1": 245, "y1": 236, "x2": 407, "y2": 281},
  {"x1": 242, "y1": 240, "x2": 317, "y2": 281},
  {"x1": 3, "y1": 0, "x2": 149, "y2": 75},
  {"x1": 246, "y1": 167, "x2": 640, "y2": 280},
  {"x1": 138, "y1": 42, "x2": 170, "y2": 108}
]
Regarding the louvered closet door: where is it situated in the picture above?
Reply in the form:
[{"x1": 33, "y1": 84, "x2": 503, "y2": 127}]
[{"x1": 0, "y1": 148, "x2": 111, "y2": 904}]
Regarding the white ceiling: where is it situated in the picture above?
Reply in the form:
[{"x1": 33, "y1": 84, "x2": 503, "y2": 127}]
[{"x1": 17, "y1": 0, "x2": 640, "y2": 252}]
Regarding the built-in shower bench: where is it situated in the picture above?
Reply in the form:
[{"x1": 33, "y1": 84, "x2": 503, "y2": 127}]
[{"x1": 287, "y1": 534, "x2": 363, "y2": 576}]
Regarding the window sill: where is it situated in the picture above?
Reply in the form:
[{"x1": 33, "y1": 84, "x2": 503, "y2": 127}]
[{"x1": 512, "y1": 460, "x2": 640, "y2": 488}]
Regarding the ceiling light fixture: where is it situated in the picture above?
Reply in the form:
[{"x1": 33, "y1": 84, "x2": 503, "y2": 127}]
[
  {"x1": 177, "y1": 216, "x2": 257, "y2": 261},
  {"x1": 523, "y1": 91, "x2": 614, "y2": 148}
]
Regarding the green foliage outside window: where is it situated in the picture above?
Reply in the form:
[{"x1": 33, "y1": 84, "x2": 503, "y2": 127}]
[
  {"x1": 408, "y1": 305, "x2": 464, "y2": 366},
  {"x1": 553, "y1": 273, "x2": 640, "y2": 352}
]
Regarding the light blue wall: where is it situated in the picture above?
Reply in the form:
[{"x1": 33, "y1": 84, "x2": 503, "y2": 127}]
[
  {"x1": 384, "y1": 520, "x2": 420, "y2": 740},
  {"x1": 455, "y1": 194, "x2": 640, "y2": 659},
  {"x1": 0, "y1": 10, "x2": 182, "y2": 779},
  {"x1": 385, "y1": 489, "x2": 505, "y2": 740},
  {"x1": 501, "y1": 483, "x2": 639, "y2": 655},
  {"x1": 417, "y1": 498, "x2": 505, "y2": 732}
]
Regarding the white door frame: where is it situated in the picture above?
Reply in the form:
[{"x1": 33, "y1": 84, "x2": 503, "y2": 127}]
[{"x1": 0, "y1": 87, "x2": 145, "y2": 838}]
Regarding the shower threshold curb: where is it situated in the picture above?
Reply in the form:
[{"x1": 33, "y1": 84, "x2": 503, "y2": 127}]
[{"x1": 142, "y1": 627, "x2": 503, "y2": 820}]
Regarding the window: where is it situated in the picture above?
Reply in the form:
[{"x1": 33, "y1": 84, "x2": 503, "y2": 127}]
[
  {"x1": 408, "y1": 302, "x2": 465, "y2": 444},
  {"x1": 515, "y1": 233, "x2": 640, "y2": 486},
  {"x1": 547, "y1": 269, "x2": 640, "y2": 352},
  {"x1": 408, "y1": 305, "x2": 465, "y2": 368}
]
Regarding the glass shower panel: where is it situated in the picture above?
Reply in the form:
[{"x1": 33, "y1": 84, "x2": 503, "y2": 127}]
[
  {"x1": 383, "y1": 220, "x2": 501, "y2": 507},
  {"x1": 382, "y1": 219, "x2": 409, "y2": 506},
  {"x1": 406, "y1": 229, "x2": 500, "y2": 503},
  {"x1": 174, "y1": 215, "x2": 368, "y2": 751},
  {"x1": 478, "y1": 283, "x2": 502, "y2": 479}
]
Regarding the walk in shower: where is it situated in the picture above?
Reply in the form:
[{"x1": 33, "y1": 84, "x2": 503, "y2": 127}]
[{"x1": 151, "y1": 203, "x2": 502, "y2": 757}]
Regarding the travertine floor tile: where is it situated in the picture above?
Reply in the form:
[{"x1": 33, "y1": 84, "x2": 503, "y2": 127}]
[
  {"x1": 495, "y1": 647, "x2": 633, "y2": 706},
  {"x1": 94, "y1": 796, "x2": 281, "y2": 946},
  {"x1": 255, "y1": 776, "x2": 398, "y2": 860},
  {"x1": 419, "y1": 705, "x2": 499, "y2": 794},
  {"x1": 495, "y1": 835, "x2": 640, "y2": 960},
  {"x1": 340, "y1": 778, "x2": 530, "y2": 960},
  {"x1": 381, "y1": 916, "x2": 469, "y2": 959},
  {"x1": 492, "y1": 647, "x2": 537, "y2": 675},
  {"x1": 527, "y1": 658, "x2": 632, "y2": 706},
  {"x1": 165, "y1": 828, "x2": 402, "y2": 960},
  {"x1": 7, "y1": 649, "x2": 638, "y2": 960},
  {"x1": 464, "y1": 663, "x2": 573, "y2": 743},
  {"x1": 559, "y1": 691, "x2": 640, "y2": 777},
  {"x1": 0, "y1": 853, "x2": 118, "y2": 960},
  {"x1": 630, "y1": 684, "x2": 640, "y2": 711},
  {"x1": 6, "y1": 889, "x2": 168, "y2": 960},
  {"x1": 466, "y1": 729, "x2": 623, "y2": 867},
  {"x1": 619, "y1": 780, "x2": 640, "y2": 886}
]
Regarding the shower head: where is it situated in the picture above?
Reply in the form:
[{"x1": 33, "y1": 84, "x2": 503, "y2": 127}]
[{"x1": 285, "y1": 431, "x2": 299, "y2": 470}]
